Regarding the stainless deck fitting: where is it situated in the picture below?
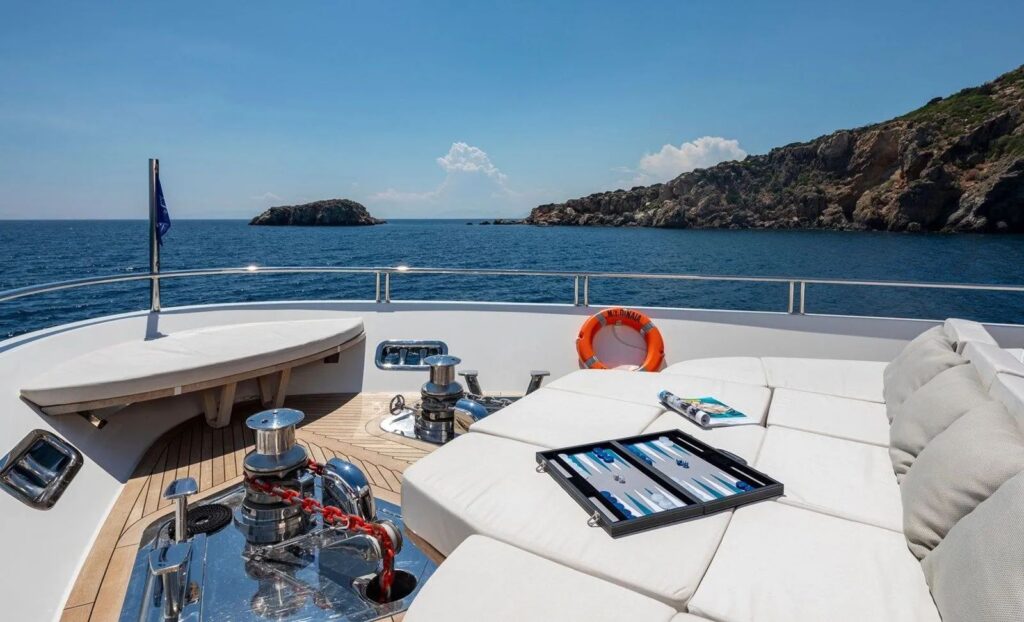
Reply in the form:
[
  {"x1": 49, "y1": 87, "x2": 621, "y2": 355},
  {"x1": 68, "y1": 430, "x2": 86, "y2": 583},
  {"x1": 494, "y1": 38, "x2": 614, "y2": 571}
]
[
  {"x1": 526, "y1": 370, "x2": 550, "y2": 394},
  {"x1": 244, "y1": 408, "x2": 308, "y2": 475},
  {"x1": 237, "y1": 408, "x2": 313, "y2": 544},
  {"x1": 322, "y1": 458, "x2": 376, "y2": 522},
  {"x1": 0, "y1": 429, "x2": 83, "y2": 510},
  {"x1": 416, "y1": 355, "x2": 464, "y2": 444},
  {"x1": 149, "y1": 541, "x2": 192, "y2": 618},
  {"x1": 164, "y1": 477, "x2": 198, "y2": 543},
  {"x1": 458, "y1": 369, "x2": 482, "y2": 395}
]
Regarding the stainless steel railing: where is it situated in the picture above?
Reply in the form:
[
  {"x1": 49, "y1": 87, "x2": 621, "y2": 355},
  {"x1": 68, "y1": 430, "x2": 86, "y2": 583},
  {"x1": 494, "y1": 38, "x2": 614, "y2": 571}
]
[{"x1": 2, "y1": 265, "x2": 1024, "y2": 316}]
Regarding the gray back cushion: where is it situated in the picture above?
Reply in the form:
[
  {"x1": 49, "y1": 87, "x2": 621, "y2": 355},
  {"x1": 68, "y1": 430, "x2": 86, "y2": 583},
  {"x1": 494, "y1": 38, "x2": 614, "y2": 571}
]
[
  {"x1": 900, "y1": 399, "x2": 1024, "y2": 559},
  {"x1": 922, "y1": 471, "x2": 1024, "y2": 622},
  {"x1": 888, "y1": 365, "x2": 990, "y2": 479},
  {"x1": 883, "y1": 331, "x2": 965, "y2": 411}
]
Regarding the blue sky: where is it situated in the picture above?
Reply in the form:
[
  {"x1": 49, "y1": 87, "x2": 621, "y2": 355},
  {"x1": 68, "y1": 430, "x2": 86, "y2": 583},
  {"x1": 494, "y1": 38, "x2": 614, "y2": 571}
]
[{"x1": 1, "y1": 1, "x2": 1022, "y2": 219}]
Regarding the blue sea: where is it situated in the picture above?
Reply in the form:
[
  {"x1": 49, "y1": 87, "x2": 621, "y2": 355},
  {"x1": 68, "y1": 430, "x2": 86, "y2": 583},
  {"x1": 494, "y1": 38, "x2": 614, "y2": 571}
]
[{"x1": 2, "y1": 219, "x2": 1023, "y2": 338}]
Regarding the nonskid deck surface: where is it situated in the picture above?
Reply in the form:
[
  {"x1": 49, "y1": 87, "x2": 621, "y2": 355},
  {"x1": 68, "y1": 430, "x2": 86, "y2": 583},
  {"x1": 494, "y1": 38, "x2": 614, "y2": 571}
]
[{"x1": 62, "y1": 393, "x2": 436, "y2": 622}]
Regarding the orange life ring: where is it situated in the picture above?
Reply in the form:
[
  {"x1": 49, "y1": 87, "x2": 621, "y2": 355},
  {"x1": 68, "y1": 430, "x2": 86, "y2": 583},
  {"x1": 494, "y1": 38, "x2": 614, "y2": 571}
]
[{"x1": 576, "y1": 307, "x2": 665, "y2": 372}]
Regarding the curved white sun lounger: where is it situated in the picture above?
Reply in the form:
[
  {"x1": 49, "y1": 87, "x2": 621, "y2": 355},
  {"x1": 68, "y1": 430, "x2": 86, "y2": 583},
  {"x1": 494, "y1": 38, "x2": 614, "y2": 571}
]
[{"x1": 20, "y1": 318, "x2": 365, "y2": 426}]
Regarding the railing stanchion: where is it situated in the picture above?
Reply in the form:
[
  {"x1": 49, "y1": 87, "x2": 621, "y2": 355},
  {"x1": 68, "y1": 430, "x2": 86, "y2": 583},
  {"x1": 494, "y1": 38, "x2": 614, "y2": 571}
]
[
  {"x1": 799, "y1": 281, "x2": 807, "y2": 315},
  {"x1": 788, "y1": 281, "x2": 795, "y2": 314},
  {"x1": 374, "y1": 272, "x2": 382, "y2": 303},
  {"x1": 583, "y1": 276, "x2": 590, "y2": 307},
  {"x1": 384, "y1": 272, "x2": 391, "y2": 303},
  {"x1": 573, "y1": 276, "x2": 580, "y2": 306}
]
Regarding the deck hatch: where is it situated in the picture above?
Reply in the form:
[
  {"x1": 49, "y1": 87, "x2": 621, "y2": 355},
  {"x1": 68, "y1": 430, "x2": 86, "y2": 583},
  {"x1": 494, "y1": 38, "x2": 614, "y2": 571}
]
[
  {"x1": 0, "y1": 429, "x2": 83, "y2": 510},
  {"x1": 375, "y1": 340, "x2": 448, "y2": 370}
]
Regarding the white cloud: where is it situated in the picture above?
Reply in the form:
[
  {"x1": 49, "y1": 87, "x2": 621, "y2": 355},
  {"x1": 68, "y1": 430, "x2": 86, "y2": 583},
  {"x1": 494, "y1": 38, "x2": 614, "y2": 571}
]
[
  {"x1": 627, "y1": 136, "x2": 746, "y2": 185},
  {"x1": 436, "y1": 142, "x2": 508, "y2": 184},
  {"x1": 369, "y1": 142, "x2": 522, "y2": 216}
]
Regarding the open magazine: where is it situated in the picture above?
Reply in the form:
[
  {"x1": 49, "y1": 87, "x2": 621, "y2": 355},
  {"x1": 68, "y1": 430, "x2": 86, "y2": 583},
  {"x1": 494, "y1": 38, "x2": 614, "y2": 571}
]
[{"x1": 658, "y1": 390, "x2": 757, "y2": 429}]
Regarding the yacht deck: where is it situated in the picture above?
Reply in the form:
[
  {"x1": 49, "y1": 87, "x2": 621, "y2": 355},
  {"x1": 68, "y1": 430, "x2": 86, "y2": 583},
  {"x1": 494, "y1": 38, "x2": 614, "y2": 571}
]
[{"x1": 60, "y1": 393, "x2": 437, "y2": 622}]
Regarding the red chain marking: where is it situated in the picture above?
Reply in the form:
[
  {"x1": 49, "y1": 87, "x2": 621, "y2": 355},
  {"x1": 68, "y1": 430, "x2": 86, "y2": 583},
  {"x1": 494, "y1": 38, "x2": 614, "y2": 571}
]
[{"x1": 245, "y1": 460, "x2": 396, "y2": 595}]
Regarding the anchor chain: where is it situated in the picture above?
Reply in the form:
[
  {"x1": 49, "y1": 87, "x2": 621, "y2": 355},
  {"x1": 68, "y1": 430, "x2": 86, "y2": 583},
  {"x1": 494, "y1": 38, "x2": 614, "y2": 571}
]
[{"x1": 244, "y1": 459, "x2": 396, "y2": 597}]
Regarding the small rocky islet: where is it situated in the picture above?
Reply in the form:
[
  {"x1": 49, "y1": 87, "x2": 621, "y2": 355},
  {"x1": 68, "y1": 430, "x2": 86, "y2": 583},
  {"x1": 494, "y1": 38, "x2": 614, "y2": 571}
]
[{"x1": 249, "y1": 199, "x2": 385, "y2": 226}]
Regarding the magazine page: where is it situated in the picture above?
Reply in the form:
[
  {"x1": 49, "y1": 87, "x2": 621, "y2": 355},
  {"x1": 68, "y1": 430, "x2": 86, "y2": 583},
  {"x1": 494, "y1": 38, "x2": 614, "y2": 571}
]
[{"x1": 658, "y1": 390, "x2": 756, "y2": 428}]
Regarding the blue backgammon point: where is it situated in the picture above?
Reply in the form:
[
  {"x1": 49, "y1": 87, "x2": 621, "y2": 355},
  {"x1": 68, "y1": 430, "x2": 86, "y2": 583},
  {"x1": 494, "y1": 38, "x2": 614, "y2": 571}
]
[{"x1": 593, "y1": 447, "x2": 615, "y2": 463}]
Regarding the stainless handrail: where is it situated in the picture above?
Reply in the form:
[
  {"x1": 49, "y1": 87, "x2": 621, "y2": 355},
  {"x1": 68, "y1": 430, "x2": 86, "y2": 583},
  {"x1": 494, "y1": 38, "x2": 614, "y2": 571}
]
[{"x1": 1, "y1": 265, "x2": 1023, "y2": 315}]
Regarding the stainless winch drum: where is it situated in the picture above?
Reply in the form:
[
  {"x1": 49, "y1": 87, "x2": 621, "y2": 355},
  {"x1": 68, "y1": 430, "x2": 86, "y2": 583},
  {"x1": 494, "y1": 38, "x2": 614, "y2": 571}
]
[
  {"x1": 237, "y1": 408, "x2": 314, "y2": 544},
  {"x1": 416, "y1": 355, "x2": 464, "y2": 444}
]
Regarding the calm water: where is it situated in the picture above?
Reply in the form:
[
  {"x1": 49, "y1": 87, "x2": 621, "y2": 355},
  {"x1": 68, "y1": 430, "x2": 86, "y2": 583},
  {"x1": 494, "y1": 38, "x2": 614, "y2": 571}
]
[{"x1": 1, "y1": 219, "x2": 1023, "y2": 338}]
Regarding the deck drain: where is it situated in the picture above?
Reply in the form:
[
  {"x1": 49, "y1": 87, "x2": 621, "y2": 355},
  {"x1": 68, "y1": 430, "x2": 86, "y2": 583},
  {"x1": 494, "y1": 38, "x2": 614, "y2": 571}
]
[{"x1": 169, "y1": 503, "x2": 232, "y2": 539}]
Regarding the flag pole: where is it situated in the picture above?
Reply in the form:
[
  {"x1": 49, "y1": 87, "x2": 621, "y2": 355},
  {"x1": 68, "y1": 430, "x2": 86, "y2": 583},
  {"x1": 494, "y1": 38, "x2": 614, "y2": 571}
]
[{"x1": 148, "y1": 158, "x2": 161, "y2": 312}]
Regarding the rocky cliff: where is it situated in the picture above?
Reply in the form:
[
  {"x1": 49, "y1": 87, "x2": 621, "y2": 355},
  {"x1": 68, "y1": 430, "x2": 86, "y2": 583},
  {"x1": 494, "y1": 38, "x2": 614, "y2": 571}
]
[
  {"x1": 527, "y1": 66, "x2": 1024, "y2": 232},
  {"x1": 250, "y1": 199, "x2": 385, "y2": 226}
]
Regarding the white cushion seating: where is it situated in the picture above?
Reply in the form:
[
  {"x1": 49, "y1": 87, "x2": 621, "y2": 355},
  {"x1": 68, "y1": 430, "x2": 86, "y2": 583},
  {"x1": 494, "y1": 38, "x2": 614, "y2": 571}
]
[
  {"x1": 20, "y1": 318, "x2": 364, "y2": 409},
  {"x1": 762, "y1": 357, "x2": 887, "y2": 402},
  {"x1": 887, "y1": 364, "x2": 991, "y2": 478},
  {"x1": 404, "y1": 535, "x2": 681, "y2": 622},
  {"x1": 1006, "y1": 348, "x2": 1024, "y2": 363},
  {"x1": 689, "y1": 502, "x2": 940, "y2": 622},
  {"x1": 642, "y1": 412, "x2": 767, "y2": 464},
  {"x1": 755, "y1": 427, "x2": 903, "y2": 531},
  {"x1": 899, "y1": 399, "x2": 1024, "y2": 559},
  {"x1": 767, "y1": 388, "x2": 890, "y2": 446},
  {"x1": 402, "y1": 432, "x2": 732, "y2": 608},
  {"x1": 962, "y1": 341, "x2": 1024, "y2": 389},
  {"x1": 943, "y1": 317, "x2": 998, "y2": 353},
  {"x1": 921, "y1": 471, "x2": 1024, "y2": 622},
  {"x1": 883, "y1": 334, "x2": 966, "y2": 407},
  {"x1": 547, "y1": 369, "x2": 772, "y2": 424},
  {"x1": 662, "y1": 357, "x2": 767, "y2": 386},
  {"x1": 404, "y1": 318, "x2": 1020, "y2": 620},
  {"x1": 990, "y1": 372, "x2": 1024, "y2": 419},
  {"x1": 469, "y1": 387, "x2": 663, "y2": 448}
]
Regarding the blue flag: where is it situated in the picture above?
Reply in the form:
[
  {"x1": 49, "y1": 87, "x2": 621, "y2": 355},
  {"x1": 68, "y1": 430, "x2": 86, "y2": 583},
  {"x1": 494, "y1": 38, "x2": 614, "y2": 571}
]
[{"x1": 155, "y1": 175, "x2": 171, "y2": 245}]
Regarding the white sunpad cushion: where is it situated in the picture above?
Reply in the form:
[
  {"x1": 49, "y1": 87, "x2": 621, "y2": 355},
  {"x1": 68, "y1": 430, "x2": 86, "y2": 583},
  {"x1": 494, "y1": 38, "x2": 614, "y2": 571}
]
[
  {"x1": 755, "y1": 427, "x2": 903, "y2": 531},
  {"x1": 689, "y1": 502, "x2": 940, "y2": 622},
  {"x1": 402, "y1": 433, "x2": 732, "y2": 609},
  {"x1": 943, "y1": 317, "x2": 998, "y2": 354},
  {"x1": 469, "y1": 387, "x2": 663, "y2": 448},
  {"x1": 767, "y1": 388, "x2": 890, "y2": 447},
  {"x1": 762, "y1": 357, "x2": 887, "y2": 403},
  {"x1": 661, "y1": 357, "x2": 767, "y2": 386},
  {"x1": 20, "y1": 318, "x2": 364, "y2": 406},
  {"x1": 546, "y1": 369, "x2": 772, "y2": 424},
  {"x1": 404, "y1": 535, "x2": 679, "y2": 622},
  {"x1": 963, "y1": 341, "x2": 1024, "y2": 390},
  {"x1": 1006, "y1": 348, "x2": 1024, "y2": 363},
  {"x1": 642, "y1": 412, "x2": 767, "y2": 464}
]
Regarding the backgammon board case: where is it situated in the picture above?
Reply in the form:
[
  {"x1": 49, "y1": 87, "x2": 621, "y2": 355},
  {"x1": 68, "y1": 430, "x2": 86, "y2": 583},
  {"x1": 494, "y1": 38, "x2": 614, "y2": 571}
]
[{"x1": 536, "y1": 429, "x2": 783, "y2": 537}]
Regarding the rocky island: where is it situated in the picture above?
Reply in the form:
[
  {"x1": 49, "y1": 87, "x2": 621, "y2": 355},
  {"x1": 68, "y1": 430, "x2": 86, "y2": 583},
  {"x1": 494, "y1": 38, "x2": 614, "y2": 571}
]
[
  {"x1": 527, "y1": 65, "x2": 1024, "y2": 232},
  {"x1": 250, "y1": 199, "x2": 385, "y2": 226}
]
